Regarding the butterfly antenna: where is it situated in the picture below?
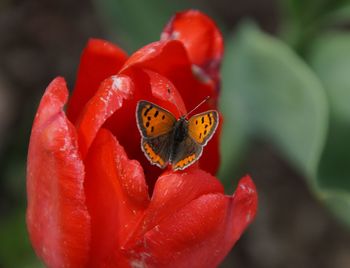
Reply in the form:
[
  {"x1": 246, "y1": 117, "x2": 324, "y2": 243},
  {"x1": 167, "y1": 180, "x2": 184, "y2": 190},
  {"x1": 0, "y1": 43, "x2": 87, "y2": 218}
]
[{"x1": 184, "y1": 96, "x2": 210, "y2": 118}]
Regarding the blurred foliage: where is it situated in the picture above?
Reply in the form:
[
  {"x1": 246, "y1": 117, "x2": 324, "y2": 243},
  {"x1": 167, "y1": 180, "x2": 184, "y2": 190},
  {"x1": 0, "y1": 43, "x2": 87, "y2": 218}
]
[
  {"x1": 280, "y1": 0, "x2": 350, "y2": 54},
  {"x1": 308, "y1": 32, "x2": 350, "y2": 226},
  {"x1": 0, "y1": 210, "x2": 43, "y2": 268},
  {"x1": 219, "y1": 0, "x2": 350, "y2": 227},
  {"x1": 219, "y1": 23, "x2": 328, "y2": 183},
  {"x1": 219, "y1": 0, "x2": 350, "y2": 228}
]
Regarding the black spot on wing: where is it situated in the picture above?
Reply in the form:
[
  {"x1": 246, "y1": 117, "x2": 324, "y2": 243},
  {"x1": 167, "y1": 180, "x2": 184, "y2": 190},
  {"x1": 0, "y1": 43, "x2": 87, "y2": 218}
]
[
  {"x1": 208, "y1": 114, "x2": 212, "y2": 125},
  {"x1": 154, "y1": 110, "x2": 159, "y2": 117},
  {"x1": 144, "y1": 105, "x2": 153, "y2": 116},
  {"x1": 201, "y1": 117, "x2": 204, "y2": 124}
]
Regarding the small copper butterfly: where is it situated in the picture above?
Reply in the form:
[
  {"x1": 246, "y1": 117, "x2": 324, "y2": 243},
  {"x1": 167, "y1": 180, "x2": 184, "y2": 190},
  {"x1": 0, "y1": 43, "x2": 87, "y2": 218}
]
[{"x1": 136, "y1": 97, "x2": 219, "y2": 171}]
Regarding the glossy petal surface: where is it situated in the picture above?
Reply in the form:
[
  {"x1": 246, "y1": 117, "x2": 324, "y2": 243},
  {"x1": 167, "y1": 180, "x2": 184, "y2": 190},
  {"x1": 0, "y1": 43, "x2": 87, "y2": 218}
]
[
  {"x1": 27, "y1": 77, "x2": 90, "y2": 268},
  {"x1": 76, "y1": 74, "x2": 134, "y2": 158},
  {"x1": 84, "y1": 128, "x2": 149, "y2": 267},
  {"x1": 67, "y1": 39, "x2": 128, "y2": 123},
  {"x1": 162, "y1": 10, "x2": 224, "y2": 84},
  {"x1": 124, "y1": 167, "x2": 224, "y2": 247},
  {"x1": 126, "y1": 175, "x2": 257, "y2": 268}
]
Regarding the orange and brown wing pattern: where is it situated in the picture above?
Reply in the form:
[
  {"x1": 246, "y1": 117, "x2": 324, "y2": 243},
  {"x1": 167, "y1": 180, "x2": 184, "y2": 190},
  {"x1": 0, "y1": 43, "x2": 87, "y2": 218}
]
[
  {"x1": 142, "y1": 134, "x2": 172, "y2": 168},
  {"x1": 136, "y1": 100, "x2": 176, "y2": 138},
  {"x1": 171, "y1": 136, "x2": 203, "y2": 170},
  {"x1": 188, "y1": 111, "x2": 219, "y2": 145}
]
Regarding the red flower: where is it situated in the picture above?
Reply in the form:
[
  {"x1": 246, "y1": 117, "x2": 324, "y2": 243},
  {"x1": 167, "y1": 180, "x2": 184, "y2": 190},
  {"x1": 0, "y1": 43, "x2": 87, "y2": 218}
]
[{"x1": 26, "y1": 10, "x2": 257, "y2": 268}]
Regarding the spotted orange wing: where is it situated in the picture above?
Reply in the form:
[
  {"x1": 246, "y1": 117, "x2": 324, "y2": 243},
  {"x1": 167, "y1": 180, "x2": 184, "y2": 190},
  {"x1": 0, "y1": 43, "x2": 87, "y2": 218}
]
[
  {"x1": 136, "y1": 100, "x2": 176, "y2": 138},
  {"x1": 171, "y1": 136, "x2": 203, "y2": 170},
  {"x1": 136, "y1": 100, "x2": 176, "y2": 168},
  {"x1": 142, "y1": 134, "x2": 172, "y2": 168},
  {"x1": 188, "y1": 111, "x2": 219, "y2": 145}
]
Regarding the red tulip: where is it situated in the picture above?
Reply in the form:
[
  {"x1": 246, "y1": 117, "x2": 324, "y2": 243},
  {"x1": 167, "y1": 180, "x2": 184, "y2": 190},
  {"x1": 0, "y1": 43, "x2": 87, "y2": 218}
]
[{"x1": 27, "y1": 10, "x2": 257, "y2": 268}]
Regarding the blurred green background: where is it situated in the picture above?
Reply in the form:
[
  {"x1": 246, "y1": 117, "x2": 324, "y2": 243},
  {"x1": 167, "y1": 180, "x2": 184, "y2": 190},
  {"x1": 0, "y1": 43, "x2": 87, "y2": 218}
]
[{"x1": 1, "y1": 0, "x2": 350, "y2": 267}]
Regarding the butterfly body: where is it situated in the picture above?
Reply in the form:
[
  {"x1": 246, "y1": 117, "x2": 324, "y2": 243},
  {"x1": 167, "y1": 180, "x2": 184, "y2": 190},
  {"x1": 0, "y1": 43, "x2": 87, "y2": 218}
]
[
  {"x1": 170, "y1": 117, "x2": 187, "y2": 152},
  {"x1": 136, "y1": 100, "x2": 218, "y2": 171}
]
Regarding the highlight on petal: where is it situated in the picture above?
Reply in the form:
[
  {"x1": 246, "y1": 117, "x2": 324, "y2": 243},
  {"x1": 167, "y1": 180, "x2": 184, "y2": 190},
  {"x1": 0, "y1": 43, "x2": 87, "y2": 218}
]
[
  {"x1": 125, "y1": 174, "x2": 257, "y2": 268},
  {"x1": 132, "y1": 193, "x2": 228, "y2": 268},
  {"x1": 121, "y1": 40, "x2": 190, "y2": 76},
  {"x1": 124, "y1": 167, "x2": 224, "y2": 247},
  {"x1": 216, "y1": 175, "x2": 258, "y2": 265},
  {"x1": 26, "y1": 77, "x2": 90, "y2": 268},
  {"x1": 144, "y1": 69, "x2": 186, "y2": 117},
  {"x1": 84, "y1": 128, "x2": 149, "y2": 267},
  {"x1": 162, "y1": 10, "x2": 224, "y2": 84},
  {"x1": 76, "y1": 74, "x2": 134, "y2": 158},
  {"x1": 67, "y1": 39, "x2": 128, "y2": 123}
]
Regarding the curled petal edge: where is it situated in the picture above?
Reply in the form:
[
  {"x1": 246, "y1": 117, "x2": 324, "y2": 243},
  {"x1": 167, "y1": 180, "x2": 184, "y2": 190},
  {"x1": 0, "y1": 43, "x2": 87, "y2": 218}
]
[
  {"x1": 76, "y1": 74, "x2": 134, "y2": 158},
  {"x1": 27, "y1": 77, "x2": 90, "y2": 268},
  {"x1": 161, "y1": 10, "x2": 223, "y2": 86},
  {"x1": 125, "y1": 175, "x2": 257, "y2": 268},
  {"x1": 67, "y1": 38, "x2": 128, "y2": 123}
]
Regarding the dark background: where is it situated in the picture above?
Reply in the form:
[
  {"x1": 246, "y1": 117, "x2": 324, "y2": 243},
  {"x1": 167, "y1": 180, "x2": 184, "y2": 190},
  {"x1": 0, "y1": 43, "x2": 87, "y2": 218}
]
[{"x1": 0, "y1": 0, "x2": 350, "y2": 267}]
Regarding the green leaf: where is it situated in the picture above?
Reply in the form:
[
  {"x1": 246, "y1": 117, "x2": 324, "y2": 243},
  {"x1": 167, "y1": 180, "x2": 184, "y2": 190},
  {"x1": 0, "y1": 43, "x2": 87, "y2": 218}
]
[
  {"x1": 219, "y1": 23, "x2": 328, "y2": 184},
  {"x1": 309, "y1": 32, "x2": 350, "y2": 225},
  {"x1": 279, "y1": 0, "x2": 350, "y2": 54}
]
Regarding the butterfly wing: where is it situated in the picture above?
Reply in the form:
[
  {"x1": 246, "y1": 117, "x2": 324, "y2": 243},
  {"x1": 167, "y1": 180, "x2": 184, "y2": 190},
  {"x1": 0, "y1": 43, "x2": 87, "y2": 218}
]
[
  {"x1": 171, "y1": 136, "x2": 203, "y2": 171},
  {"x1": 188, "y1": 111, "x2": 219, "y2": 145},
  {"x1": 136, "y1": 100, "x2": 176, "y2": 168},
  {"x1": 136, "y1": 100, "x2": 176, "y2": 138},
  {"x1": 142, "y1": 134, "x2": 172, "y2": 168}
]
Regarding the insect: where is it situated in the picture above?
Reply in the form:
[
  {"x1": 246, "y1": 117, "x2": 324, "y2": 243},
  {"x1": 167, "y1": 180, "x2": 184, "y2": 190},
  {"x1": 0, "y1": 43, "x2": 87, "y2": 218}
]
[{"x1": 136, "y1": 97, "x2": 219, "y2": 171}]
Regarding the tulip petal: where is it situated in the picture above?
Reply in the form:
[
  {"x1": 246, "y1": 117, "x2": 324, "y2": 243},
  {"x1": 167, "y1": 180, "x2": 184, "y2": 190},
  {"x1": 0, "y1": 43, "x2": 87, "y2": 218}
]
[
  {"x1": 121, "y1": 40, "x2": 188, "y2": 76},
  {"x1": 162, "y1": 10, "x2": 224, "y2": 85},
  {"x1": 76, "y1": 74, "x2": 134, "y2": 158},
  {"x1": 127, "y1": 175, "x2": 257, "y2": 268},
  {"x1": 26, "y1": 77, "x2": 90, "y2": 268},
  {"x1": 67, "y1": 39, "x2": 128, "y2": 123},
  {"x1": 121, "y1": 40, "x2": 217, "y2": 105},
  {"x1": 124, "y1": 167, "x2": 224, "y2": 248},
  {"x1": 137, "y1": 193, "x2": 227, "y2": 268},
  {"x1": 84, "y1": 128, "x2": 149, "y2": 267},
  {"x1": 216, "y1": 175, "x2": 257, "y2": 265}
]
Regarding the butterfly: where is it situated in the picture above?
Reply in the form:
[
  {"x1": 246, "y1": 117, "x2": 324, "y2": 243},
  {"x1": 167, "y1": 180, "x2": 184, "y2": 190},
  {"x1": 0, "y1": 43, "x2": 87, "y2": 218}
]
[{"x1": 136, "y1": 98, "x2": 219, "y2": 171}]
